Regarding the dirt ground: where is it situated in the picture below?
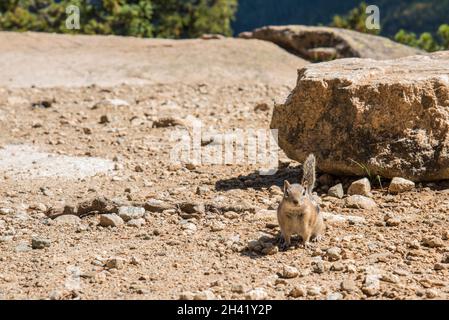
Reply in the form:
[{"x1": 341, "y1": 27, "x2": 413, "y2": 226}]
[{"x1": 0, "y1": 32, "x2": 448, "y2": 300}]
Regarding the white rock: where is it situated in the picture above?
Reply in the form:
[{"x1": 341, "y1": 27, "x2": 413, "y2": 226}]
[
  {"x1": 345, "y1": 195, "x2": 377, "y2": 210},
  {"x1": 245, "y1": 288, "x2": 268, "y2": 300}
]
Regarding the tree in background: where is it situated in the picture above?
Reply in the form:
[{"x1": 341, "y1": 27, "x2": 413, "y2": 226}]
[
  {"x1": 0, "y1": 0, "x2": 238, "y2": 38},
  {"x1": 330, "y1": 2, "x2": 380, "y2": 35},
  {"x1": 395, "y1": 24, "x2": 449, "y2": 52}
]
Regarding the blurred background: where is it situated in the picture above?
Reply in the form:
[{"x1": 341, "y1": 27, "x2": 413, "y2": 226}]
[{"x1": 1, "y1": 0, "x2": 448, "y2": 52}]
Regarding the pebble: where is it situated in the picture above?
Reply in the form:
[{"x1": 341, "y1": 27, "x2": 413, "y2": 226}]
[
  {"x1": 312, "y1": 261, "x2": 325, "y2": 274},
  {"x1": 288, "y1": 286, "x2": 306, "y2": 298},
  {"x1": 144, "y1": 199, "x2": 173, "y2": 213},
  {"x1": 326, "y1": 247, "x2": 342, "y2": 261},
  {"x1": 328, "y1": 184, "x2": 344, "y2": 199},
  {"x1": 99, "y1": 214, "x2": 124, "y2": 227},
  {"x1": 16, "y1": 242, "x2": 32, "y2": 252},
  {"x1": 422, "y1": 236, "x2": 445, "y2": 248},
  {"x1": 331, "y1": 262, "x2": 345, "y2": 271},
  {"x1": 307, "y1": 286, "x2": 321, "y2": 296},
  {"x1": 196, "y1": 186, "x2": 210, "y2": 195},
  {"x1": 340, "y1": 279, "x2": 357, "y2": 293},
  {"x1": 348, "y1": 178, "x2": 372, "y2": 197},
  {"x1": 182, "y1": 222, "x2": 197, "y2": 233},
  {"x1": 362, "y1": 274, "x2": 380, "y2": 297},
  {"x1": 245, "y1": 288, "x2": 268, "y2": 300},
  {"x1": 345, "y1": 195, "x2": 377, "y2": 210},
  {"x1": 210, "y1": 221, "x2": 225, "y2": 232},
  {"x1": 118, "y1": 206, "x2": 145, "y2": 222},
  {"x1": 105, "y1": 257, "x2": 125, "y2": 270},
  {"x1": 31, "y1": 237, "x2": 51, "y2": 249},
  {"x1": 179, "y1": 292, "x2": 194, "y2": 300},
  {"x1": 280, "y1": 265, "x2": 299, "y2": 279},
  {"x1": 231, "y1": 284, "x2": 247, "y2": 294},
  {"x1": 0, "y1": 208, "x2": 13, "y2": 215},
  {"x1": 388, "y1": 177, "x2": 415, "y2": 194},
  {"x1": 193, "y1": 290, "x2": 215, "y2": 300},
  {"x1": 327, "y1": 292, "x2": 343, "y2": 300},
  {"x1": 54, "y1": 215, "x2": 81, "y2": 226},
  {"x1": 223, "y1": 211, "x2": 239, "y2": 220},
  {"x1": 127, "y1": 218, "x2": 146, "y2": 228}
]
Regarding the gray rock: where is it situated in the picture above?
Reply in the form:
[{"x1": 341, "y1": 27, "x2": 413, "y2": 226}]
[
  {"x1": 388, "y1": 177, "x2": 415, "y2": 194},
  {"x1": 31, "y1": 237, "x2": 51, "y2": 249},
  {"x1": 15, "y1": 242, "x2": 31, "y2": 252},
  {"x1": 345, "y1": 195, "x2": 377, "y2": 210},
  {"x1": 340, "y1": 279, "x2": 357, "y2": 293},
  {"x1": 118, "y1": 206, "x2": 145, "y2": 222},
  {"x1": 327, "y1": 292, "x2": 343, "y2": 300},
  {"x1": 99, "y1": 214, "x2": 124, "y2": 227},
  {"x1": 327, "y1": 184, "x2": 344, "y2": 199}
]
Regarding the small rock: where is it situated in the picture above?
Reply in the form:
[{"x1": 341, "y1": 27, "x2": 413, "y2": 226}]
[
  {"x1": 389, "y1": 177, "x2": 415, "y2": 194},
  {"x1": 268, "y1": 185, "x2": 283, "y2": 196},
  {"x1": 441, "y1": 253, "x2": 449, "y2": 264},
  {"x1": 54, "y1": 215, "x2": 81, "y2": 226},
  {"x1": 254, "y1": 102, "x2": 270, "y2": 112},
  {"x1": 245, "y1": 288, "x2": 268, "y2": 300},
  {"x1": 223, "y1": 211, "x2": 239, "y2": 220},
  {"x1": 194, "y1": 290, "x2": 215, "y2": 300},
  {"x1": 280, "y1": 265, "x2": 299, "y2": 279},
  {"x1": 118, "y1": 206, "x2": 145, "y2": 222},
  {"x1": 326, "y1": 247, "x2": 342, "y2": 261},
  {"x1": 422, "y1": 236, "x2": 445, "y2": 248},
  {"x1": 289, "y1": 286, "x2": 306, "y2": 298},
  {"x1": 327, "y1": 292, "x2": 343, "y2": 300},
  {"x1": 99, "y1": 214, "x2": 124, "y2": 227},
  {"x1": 331, "y1": 262, "x2": 345, "y2": 272},
  {"x1": 362, "y1": 274, "x2": 380, "y2": 297},
  {"x1": 0, "y1": 208, "x2": 13, "y2": 215},
  {"x1": 31, "y1": 237, "x2": 51, "y2": 249},
  {"x1": 307, "y1": 286, "x2": 321, "y2": 296},
  {"x1": 179, "y1": 202, "x2": 205, "y2": 216},
  {"x1": 182, "y1": 222, "x2": 197, "y2": 233},
  {"x1": 345, "y1": 195, "x2": 377, "y2": 210},
  {"x1": 312, "y1": 261, "x2": 325, "y2": 274},
  {"x1": 434, "y1": 263, "x2": 446, "y2": 271},
  {"x1": 196, "y1": 186, "x2": 210, "y2": 195},
  {"x1": 127, "y1": 218, "x2": 146, "y2": 228},
  {"x1": 348, "y1": 178, "x2": 372, "y2": 197},
  {"x1": 105, "y1": 257, "x2": 125, "y2": 269},
  {"x1": 210, "y1": 221, "x2": 225, "y2": 232},
  {"x1": 179, "y1": 292, "x2": 194, "y2": 300},
  {"x1": 386, "y1": 217, "x2": 401, "y2": 227},
  {"x1": 144, "y1": 199, "x2": 173, "y2": 213},
  {"x1": 231, "y1": 284, "x2": 247, "y2": 294},
  {"x1": 341, "y1": 279, "x2": 357, "y2": 293},
  {"x1": 380, "y1": 273, "x2": 400, "y2": 284},
  {"x1": 328, "y1": 184, "x2": 344, "y2": 199},
  {"x1": 425, "y1": 289, "x2": 438, "y2": 299},
  {"x1": 99, "y1": 115, "x2": 110, "y2": 124},
  {"x1": 15, "y1": 242, "x2": 31, "y2": 252}
]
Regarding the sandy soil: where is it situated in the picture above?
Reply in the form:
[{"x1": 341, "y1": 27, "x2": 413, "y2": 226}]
[{"x1": 0, "y1": 32, "x2": 448, "y2": 300}]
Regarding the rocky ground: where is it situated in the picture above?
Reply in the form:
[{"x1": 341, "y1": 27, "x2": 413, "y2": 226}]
[{"x1": 0, "y1": 32, "x2": 448, "y2": 300}]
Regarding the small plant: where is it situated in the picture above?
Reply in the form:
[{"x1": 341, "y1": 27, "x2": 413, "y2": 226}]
[{"x1": 349, "y1": 158, "x2": 384, "y2": 190}]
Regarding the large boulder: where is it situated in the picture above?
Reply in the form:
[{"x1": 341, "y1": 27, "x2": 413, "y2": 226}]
[
  {"x1": 271, "y1": 52, "x2": 449, "y2": 181},
  {"x1": 239, "y1": 25, "x2": 423, "y2": 62}
]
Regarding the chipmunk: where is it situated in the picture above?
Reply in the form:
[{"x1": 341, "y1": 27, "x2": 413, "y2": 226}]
[{"x1": 277, "y1": 154, "x2": 325, "y2": 249}]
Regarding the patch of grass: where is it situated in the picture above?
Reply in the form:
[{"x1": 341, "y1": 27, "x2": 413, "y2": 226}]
[{"x1": 349, "y1": 159, "x2": 384, "y2": 190}]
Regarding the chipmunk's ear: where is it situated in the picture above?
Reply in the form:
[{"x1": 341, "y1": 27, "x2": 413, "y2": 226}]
[{"x1": 283, "y1": 180, "x2": 291, "y2": 194}]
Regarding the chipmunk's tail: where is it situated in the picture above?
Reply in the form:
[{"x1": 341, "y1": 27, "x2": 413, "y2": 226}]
[{"x1": 301, "y1": 154, "x2": 316, "y2": 195}]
